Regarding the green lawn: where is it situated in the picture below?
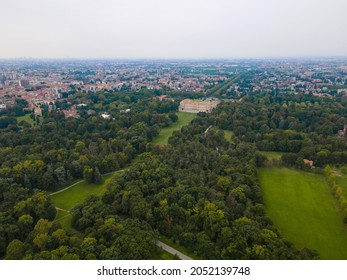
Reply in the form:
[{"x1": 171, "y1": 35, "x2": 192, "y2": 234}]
[
  {"x1": 55, "y1": 211, "x2": 73, "y2": 230},
  {"x1": 152, "y1": 112, "x2": 196, "y2": 145},
  {"x1": 258, "y1": 167, "x2": 347, "y2": 259},
  {"x1": 50, "y1": 173, "x2": 116, "y2": 230},
  {"x1": 259, "y1": 151, "x2": 284, "y2": 160},
  {"x1": 50, "y1": 173, "x2": 114, "y2": 211},
  {"x1": 223, "y1": 130, "x2": 234, "y2": 143},
  {"x1": 16, "y1": 114, "x2": 34, "y2": 127}
]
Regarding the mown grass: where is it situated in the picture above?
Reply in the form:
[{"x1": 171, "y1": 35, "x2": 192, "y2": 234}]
[
  {"x1": 152, "y1": 112, "x2": 196, "y2": 145},
  {"x1": 223, "y1": 130, "x2": 234, "y2": 143},
  {"x1": 16, "y1": 114, "x2": 34, "y2": 127},
  {"x1": 55, "y1": 211, "x2": 73, "y2": 231},
  {"x1": 50, "y1": 173, "x2": 116, "y2": 230},
  {"x1": 258, "y1": 167, "x2": 347, "y2": 259},
  {"x1": 258, "y1": 151, "x2": 284, "y2": 160},
  {"x1": 50, "y1": 173, "x2": 114, "y2": 211}
]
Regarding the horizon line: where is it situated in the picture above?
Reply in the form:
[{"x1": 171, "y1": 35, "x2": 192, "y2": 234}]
[{"x1": 1, "y1": 55, "x2": 347, "y2": 61}]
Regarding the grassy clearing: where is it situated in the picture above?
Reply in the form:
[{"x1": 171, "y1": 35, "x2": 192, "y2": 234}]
[
  {"x1": 152, "y1": 112, "x2": 196, "y2": 145},
  {"x1": 50, "y1": 167, "x2": 195, "y2": 259},
  {"x1": 50, "y1": 173, "x2": 116, "y2": 230},
  {"x1": 223, "y1": 130, "x2": 234, "y2": 143},
  {"x1": 50, "y1": 173, "x2": 114, "y2": 211},
  {"x1": 258, "y1": 151, "x2": 284, "y2": 160},
  {"x1": 16, "y1": 114, "x2": 34, "y2": 127},
  {"x1": 55, "y1": 211, "x2": 73, "y2": 231},
  {"x1": 258, "y1": 167, "x2": 347, "y2": 260}
]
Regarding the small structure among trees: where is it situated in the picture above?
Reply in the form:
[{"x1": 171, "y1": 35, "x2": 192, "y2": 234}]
[{"x1": 303, "y1": 159, "x2": 314, "y2": 167}]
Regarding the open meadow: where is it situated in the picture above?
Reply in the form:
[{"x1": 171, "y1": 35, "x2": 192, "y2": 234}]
[
  {"x1": 16, "y1": 114, "x2": 34, "y2": 127},
  {"x1": 258, "y1": 151, "x2": 284, "y2": 160},
  {"x1": 258, "y1": 167, "x2": 347, "y2": 259},
  {"x1": 50, "y1": 173, "x2": 116, "y2": 230},
  {"x1": 152, "y1": 112, "x2": 196, "y2": 145}
]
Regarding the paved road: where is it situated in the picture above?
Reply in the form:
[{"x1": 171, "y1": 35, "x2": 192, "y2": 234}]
[{"x1": 156, "y1": 241, "x2": 192, "y2": 260}]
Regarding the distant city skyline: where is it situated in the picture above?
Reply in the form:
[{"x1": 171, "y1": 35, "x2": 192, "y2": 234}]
[{"x1": 1, "y1": 0, "x2": 347, "y2": 59}]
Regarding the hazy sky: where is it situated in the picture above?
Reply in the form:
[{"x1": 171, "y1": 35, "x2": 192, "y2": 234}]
[{"x1": 1, "y1": 0, "x2": 346, "y2": 59}]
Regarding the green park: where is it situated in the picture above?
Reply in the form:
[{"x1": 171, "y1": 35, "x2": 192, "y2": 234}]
[
  {"x1": 51, "y1": 111, "x2": 196, "y2": 223},
  {"x1": 49, "y1": 112, "x2": 198, "y2": 259},
  {"x1": 258, "y1": 167, "x2": 347, "y2": 259},
  {"x1": 152, "y1": 112, "x2": 196, "y2": 145}
]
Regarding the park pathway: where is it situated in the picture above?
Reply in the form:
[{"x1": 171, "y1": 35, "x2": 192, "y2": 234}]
[
  {"x1": 48, "y1": 170, "x2": 125, "y2": 196},
  {"x1": 156, "y1": 241, "x2": 192, "y2": 260},
  {"x1": 49, "y1": 170, "x2": 192, "y2": 260}
]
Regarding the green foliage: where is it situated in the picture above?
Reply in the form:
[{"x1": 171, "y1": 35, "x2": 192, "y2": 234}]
[
  {"x1": 152, "y1": 112, "x2": 196, "y2": 145},
  {"x1": 50, "y1": 173, "x2": 115, "y2": 211},
  {"x1": 0, "y1": 95, "x2": 178, "y2": 191},
  {"x1": 1, "y1": 90, "x2": 345, "y2": 260},
  {"x1": 99, "y1": 124, "x2": 305, "y2": 259},
  {"x1": 16, "y1": 114, "x2": 34, "y2": 127},
  {"x1": 93, "y1": 167, "x2": 103, "y2": 184},
  {"x1": 323, "y1": 165, "x2": 347, "y2": 224},
  {"x1": 83, "y1": 166, "x2": 93, "y2": 183},
  {"x1": 212, "y1": 95, "x2": 347, "y2": 166},
  {"x1": 5, "y1": 239, "x2": 24, "y2": 260}
]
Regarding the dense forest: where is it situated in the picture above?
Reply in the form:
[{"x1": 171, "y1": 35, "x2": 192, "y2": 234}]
[
  {"x1": 0, "y1": 90, "x2": 346, "y2": 259},
  {"x1": 212, "y1": 93, "x2": 347, "y2": 167},
  {"x1": 0, "y1": 94, "x2": 178, "y2": 190}
]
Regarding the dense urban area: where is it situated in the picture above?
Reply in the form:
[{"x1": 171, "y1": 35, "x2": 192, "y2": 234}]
[{"x1": 0, "y1": 58, "x2": 346, "y2": 260}]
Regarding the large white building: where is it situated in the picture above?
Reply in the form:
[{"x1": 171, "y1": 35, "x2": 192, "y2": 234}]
[{"x1": 179, "y1": 99, "x2": 220, "y2": 113}]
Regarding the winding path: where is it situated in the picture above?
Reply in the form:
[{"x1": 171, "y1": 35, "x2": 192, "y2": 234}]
[
  {"x1": 48, "y1": 170, "x2": 125, "y2": 196},
  {"x1": 49, "y1": 169, "x2": 192, "y2": 260}
]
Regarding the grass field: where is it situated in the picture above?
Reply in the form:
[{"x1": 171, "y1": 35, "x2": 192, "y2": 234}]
[
  {"x1": 50, "y1": 173, "x2": 114, "y2": 210},
  {"x1": 54, "y1": 211, "x2": 74, "y2": 232},
  {"x1": 223, "y1": 130, "x2": 234, "y2": 143},
  {"x1": 152, "y1": 112, "x2": 196, "y2": 145},
  {"x1": 259, "y1": 151, "x2": 284, "y2": 160},
  {"x1": 16, "y1": 114, "x2": 34, "y2": 127},
  {"x1": 50, "y1": 173, "x2": 116, "y2": 230},
  {"x1": 258, "y1": 167, "x2": 347, "y2": 259}
]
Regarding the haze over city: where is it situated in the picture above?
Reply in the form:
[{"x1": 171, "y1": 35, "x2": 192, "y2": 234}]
[{"x1": 1, "y1": 0, "x2": 347, "y2": 59}]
